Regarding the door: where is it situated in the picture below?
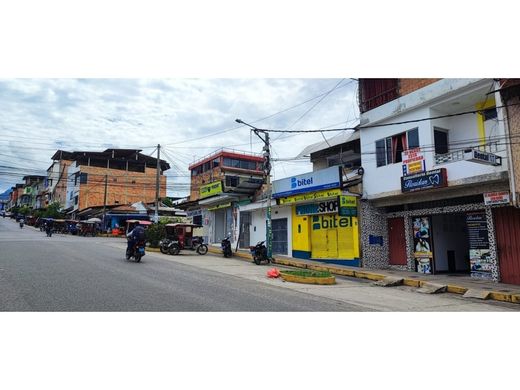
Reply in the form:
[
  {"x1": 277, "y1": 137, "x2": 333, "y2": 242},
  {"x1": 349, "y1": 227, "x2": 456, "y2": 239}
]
[
  {"x1": 214, "y1": 209, "x2": 225, "y2": 242},
  {"x1": 388, "y1": 217, "x2": 407, "y2": 265},
  {"x1": 272, "y1": 218, "x2": 288, "y2": 255},
  {"x1": 493, "y1": 207, "x2": 520, "y2": 285},
  {"x1": 239, "y1": 211, "x2": 251, "y2": 248}
]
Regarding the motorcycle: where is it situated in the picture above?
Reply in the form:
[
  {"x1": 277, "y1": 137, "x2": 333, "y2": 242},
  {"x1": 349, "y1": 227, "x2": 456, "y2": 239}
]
[
  {"x1": 159, "y1": 238, "x2": 174, "y2": 254},
  {"x1": 19, "y1": 221, "x2": 24, "y2": 229},
  {"x1": 46, "y1": 227, "x2": 53, "y2": 237},
  {"x1": 249, "y1": 241, "x2": 271, "y2": 265},
  {"x1": 126, "y1": 239, "x2": 146, "y2": 262},
  {"x1": 221, "y1": 236, "x2": 232, "y2": 258}
]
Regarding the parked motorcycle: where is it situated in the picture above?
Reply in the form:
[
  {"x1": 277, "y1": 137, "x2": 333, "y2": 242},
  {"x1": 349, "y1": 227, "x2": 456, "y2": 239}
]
[
  {"x1": 159, "y1": 238, "x2": 173, "y2": 254},
  {"x1": 126, "y1": 240, "x2": 146, "y2": 262},
  {"x1": 221, "y1": 236, "x2": 232, "y2": 258},
  {"x1": 192, "y1": 236, "x2": 208, "y2": 255},
  {"x1": 249, "y1": 241, "x2": 271, "y2": 265}
]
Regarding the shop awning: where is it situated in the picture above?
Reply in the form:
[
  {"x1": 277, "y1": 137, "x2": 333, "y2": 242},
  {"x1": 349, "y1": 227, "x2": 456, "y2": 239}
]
[{"x1": 198, "y1": 193, "x2": 240, "y2": 207}]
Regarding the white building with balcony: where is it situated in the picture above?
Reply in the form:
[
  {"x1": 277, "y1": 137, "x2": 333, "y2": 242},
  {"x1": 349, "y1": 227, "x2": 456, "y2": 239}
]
[{"x1": 358, "y1": 78, "x2": 512, "y2": 282}]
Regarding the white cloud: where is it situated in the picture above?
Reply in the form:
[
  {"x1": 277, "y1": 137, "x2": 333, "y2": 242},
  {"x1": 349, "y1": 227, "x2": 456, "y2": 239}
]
[{"x1": 0, "y1": 78, "x2": 359, "y2": 196}]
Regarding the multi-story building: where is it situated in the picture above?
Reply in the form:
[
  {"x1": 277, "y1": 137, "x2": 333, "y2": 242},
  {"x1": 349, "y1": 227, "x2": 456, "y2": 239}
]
[
  {"x1": 46, "y1": 153, "x2": 75, "y2": 208},
  {"x1": 358, "y1": 78, "x2": 520, "y2": 283},
  {"x1": 9, "y1": 184, "x2": 24, "y2": 209},
  {"x1": 48, "y1": 149, "x2": 170, "y2": 222},
  {"x1": 186, "y1": 148, "x2": 264, "y2": 245},
  {"x1": 19, "y1": 175, "x2": 46, "y2": 210}
]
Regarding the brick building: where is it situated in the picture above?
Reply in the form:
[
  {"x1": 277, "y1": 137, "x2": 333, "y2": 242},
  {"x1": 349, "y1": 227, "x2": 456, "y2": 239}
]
[
  {"x1": 49, "y1": 149, "x2": 170, "y2": 220},
  {"x1": 184, "y1": 149, "x2": 265, "y2": 244}
]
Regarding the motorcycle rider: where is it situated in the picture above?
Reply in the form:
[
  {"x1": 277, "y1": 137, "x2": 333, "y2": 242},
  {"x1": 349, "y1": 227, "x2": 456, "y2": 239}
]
[
  {"x1": 126, "y1": 222, "x2": 146, "y2": 256},
  {"x1": 19, "y1": 217, "x2": 25, "y2": 228}
]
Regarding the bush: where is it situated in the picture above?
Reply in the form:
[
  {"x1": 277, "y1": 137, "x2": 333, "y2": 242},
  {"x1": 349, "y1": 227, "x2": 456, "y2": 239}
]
[{"x1": 145, "y1": 223, "x2": 166, "y2": 248}]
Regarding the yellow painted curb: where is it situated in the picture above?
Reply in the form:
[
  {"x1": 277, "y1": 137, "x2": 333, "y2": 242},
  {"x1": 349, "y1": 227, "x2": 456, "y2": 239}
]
[
  {"x1": 280, "y1": 273, "x2": 336, "y2": 285},
  {"x1": 511, "y1": 295, "x2": 520, "y2": 304},
  {"x1": 489, "y1": 292, "x2": 513, "y2": 303},
  {"x1": 331, "y1": 268, "x2": 356, "y2": 277},
  {"x1": 147, "y1": 247, "x2": 161, "y2": 253},
  {"x1": 354, "y1": 271, "x2": 386, "y2": 281},
  {"x1": 403, "y1": 278, "x2": 421, "y2": 288},
  {"x1": 446, "y1": 285, "x2": 468, "y2": 295}
]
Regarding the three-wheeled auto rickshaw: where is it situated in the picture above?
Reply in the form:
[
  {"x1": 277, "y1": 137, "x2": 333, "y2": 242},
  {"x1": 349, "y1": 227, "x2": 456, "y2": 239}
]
[
  {"x1": 124, "y1": 219, "x2": 152, "y2": 236},
  {"x1": 78, "y1": 221, "x2": 98, "y2": 236},
  {"x1": 162, "y1": 223, "x2": 208, "y2": 255}
]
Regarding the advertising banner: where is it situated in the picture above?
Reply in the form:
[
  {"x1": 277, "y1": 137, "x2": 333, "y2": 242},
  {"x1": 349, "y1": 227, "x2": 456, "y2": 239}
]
[
  {"x1": 401, "y1": 168, "x2": 447, "y2": 193},
  {"x1": 272, "y1": 166, "x2": 341, "y2": 198},
  {"x1": 277, "y1": 188, "x2": 341, "y2": 205},
  {"x1": 466, "y1": 213, "x2": 492, "y2": 280},
  {"x1": 200, "y1": 181, "x2": 223, "y2": 199},
  {"x1": 413, "y1": 216, "x2": 433, "y2": 274},
  {"x1": 338, "y1": 195, "x2": 358, "y2": 217},
  {"x1": 483, "y1": 191, "x2": 510, "y2": 206},
  {"x1": 295, "y1": 199, "x2": 338, "y2": 216},
  {"x1": 401, "y1": 148, "x2": 426, "y2": 175}
]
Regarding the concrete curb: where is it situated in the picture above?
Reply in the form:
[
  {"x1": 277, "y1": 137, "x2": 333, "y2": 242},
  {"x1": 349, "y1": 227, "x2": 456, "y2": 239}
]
[
  {"x1": 270, "y1": 257, "x2": 520, "y2": 305},
  {"x1": 280, "y1": 272, "x2": 336, "y2": 285}
]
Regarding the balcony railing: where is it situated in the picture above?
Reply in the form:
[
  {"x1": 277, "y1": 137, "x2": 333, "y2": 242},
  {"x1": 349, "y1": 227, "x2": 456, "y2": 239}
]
[{"x1": 434, "y1": 142, "x2": 501, "y2": 165}]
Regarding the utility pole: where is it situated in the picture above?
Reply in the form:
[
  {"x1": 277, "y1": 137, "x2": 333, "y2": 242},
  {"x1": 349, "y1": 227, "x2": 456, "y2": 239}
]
[
  {"x1": 154, "y1": 144, "x2": 161, "y2": 223},
  {"x1": 235, "y1": 119, "x2": 273, "y2": 259},
  {"x1": 102, "y1": 174, "x2": 108, "y2": 230}
]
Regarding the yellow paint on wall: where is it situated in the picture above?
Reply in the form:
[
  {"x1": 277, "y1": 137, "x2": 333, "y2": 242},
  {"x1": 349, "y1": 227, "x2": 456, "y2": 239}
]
[
  {"x1": 475, "y1": 98, "x2": 496, "y2": 146},
  {"x1": 310, "y1": 214, "x2": 360, "y2": 259}
]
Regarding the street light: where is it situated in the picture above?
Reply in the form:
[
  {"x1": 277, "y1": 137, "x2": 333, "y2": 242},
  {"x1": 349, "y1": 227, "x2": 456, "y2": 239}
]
[{"x1": 235, "y1": 118, "x2": 273, "y2": 259}]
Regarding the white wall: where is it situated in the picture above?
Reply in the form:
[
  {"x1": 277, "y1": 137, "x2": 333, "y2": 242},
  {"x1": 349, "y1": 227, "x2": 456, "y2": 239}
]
[
  {"x1": 361, "y1": 97, "x2": 508, "y2": 199},
  {"x1": 361, "y1": 106, "x2": 433, "y2": 197},
  {"x1": 248, "y1": 203, "x2": 292, "y2": 255}
]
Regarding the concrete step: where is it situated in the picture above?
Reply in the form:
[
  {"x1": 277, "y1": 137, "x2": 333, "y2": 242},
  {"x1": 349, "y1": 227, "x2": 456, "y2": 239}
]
[
  {"x1": 416, "y1": 282, "x2": 447, "y2": 294},
  {"x1": 372, "y1": 276, "x2": 404, "y2": 287}
]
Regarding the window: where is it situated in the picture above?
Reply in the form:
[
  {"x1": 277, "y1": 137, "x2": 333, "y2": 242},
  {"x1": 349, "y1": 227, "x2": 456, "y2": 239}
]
[
  {"x1": 225, "y1": 176, "x2": 239, "y2": 187},
  {"x1": 434, "y1": 128, "x2": 449, "y2": 155},
  {"x1": 74, "y1": 196, "x2": 78, "y2": 205},
  {"x1": 375, "y1": 128, "x2": 419, "y2": 167},
  {"x1": 212, "y1": 158, "x2": 220, "y2": 168},
  {"x1": 223, "y1": 157, "x2": 258, "y2": 170},
  {"x1": 483, "y1": 107, "x2": 497, "y2": 121},
  {"x1": 79, "y1": 173, "x2": 88, "y2": 184}
]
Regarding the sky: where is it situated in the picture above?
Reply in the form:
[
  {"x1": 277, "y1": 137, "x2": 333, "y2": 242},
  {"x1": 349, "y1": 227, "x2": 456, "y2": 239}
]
[{"x1": 0, "y1": 78, "x2": 359, "y2": 196}]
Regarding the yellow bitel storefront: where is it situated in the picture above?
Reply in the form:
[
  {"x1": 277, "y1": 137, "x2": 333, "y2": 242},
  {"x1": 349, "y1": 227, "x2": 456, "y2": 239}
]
[{"x1": 291, "y1": 206, "x2": 360, "y2": 266}]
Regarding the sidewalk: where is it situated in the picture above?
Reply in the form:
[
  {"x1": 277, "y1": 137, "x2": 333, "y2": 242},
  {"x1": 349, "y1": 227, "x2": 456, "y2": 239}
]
[{"x1": 207, "y1": 245, "x2": 520, "y2": 304}]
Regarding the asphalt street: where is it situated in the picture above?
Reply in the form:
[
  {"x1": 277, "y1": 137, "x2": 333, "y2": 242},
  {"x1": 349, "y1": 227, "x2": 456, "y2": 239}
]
[{"x1": 0, "y1": 218, "x2": 365, "y2": 311}]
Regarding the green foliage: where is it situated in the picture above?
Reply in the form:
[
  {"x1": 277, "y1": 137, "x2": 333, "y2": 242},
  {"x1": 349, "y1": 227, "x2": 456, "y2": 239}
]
[
  {"x1": 159, "y1": 216, "x2": 184, "y2": 224},
  {"x1": 280, "y1": 270, "x2": 332, "y2": 278},
  {"x1": 18, "y1": 205, "x2": 31, "y2": 216},
  {"x1": 43, "y1": 202, "x2": 65, "y2": 219},
  {"x1": 161, "y1": 198, "x2": 174, "y2": 207},
  {"x1": 145, "y1": 223, "x2": 166, "y2": 248}
]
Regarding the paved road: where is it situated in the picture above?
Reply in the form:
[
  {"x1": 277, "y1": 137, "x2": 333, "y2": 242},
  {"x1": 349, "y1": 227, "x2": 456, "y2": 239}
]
[
  {"x1": 0, "y1": 218, "x2": 365, "y2": 311},
  {"x1": 1, "y1": 218, "x2": 518, "y2": 311}
]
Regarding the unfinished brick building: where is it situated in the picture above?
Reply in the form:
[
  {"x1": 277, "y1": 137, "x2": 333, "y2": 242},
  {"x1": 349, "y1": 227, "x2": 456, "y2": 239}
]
[{"x1": 50, "y1": 149, "x2": 170, "y2": 219}]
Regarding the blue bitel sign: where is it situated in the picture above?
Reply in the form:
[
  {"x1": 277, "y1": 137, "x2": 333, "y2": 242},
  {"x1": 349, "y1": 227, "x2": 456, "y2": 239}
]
[{"x1": 401, "y1": 168, "x2": 447, "y2": 193}]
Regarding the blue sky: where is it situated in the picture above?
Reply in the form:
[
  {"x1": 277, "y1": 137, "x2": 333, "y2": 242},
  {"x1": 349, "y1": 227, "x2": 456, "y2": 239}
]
[{"x1": 0, "y1": 78, "x2": 359, "y2": 196}]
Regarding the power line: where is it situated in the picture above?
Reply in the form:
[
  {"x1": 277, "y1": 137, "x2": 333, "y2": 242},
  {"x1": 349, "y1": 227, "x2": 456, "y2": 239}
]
[{"x1": 247, "y1": 102, "x2": 520, "y2": 134}]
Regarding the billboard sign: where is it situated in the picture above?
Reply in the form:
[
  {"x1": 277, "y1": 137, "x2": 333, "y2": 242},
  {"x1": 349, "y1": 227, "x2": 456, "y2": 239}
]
[
  {"x1": 401, "y1": 168, "x2": 447, "y2": 193},
  {"x1": 200, "y1": 181, "x2": 223, "y2": 199},
  {"x1": 272, "y1": 166, "x2": 341, "y2": 198}
]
